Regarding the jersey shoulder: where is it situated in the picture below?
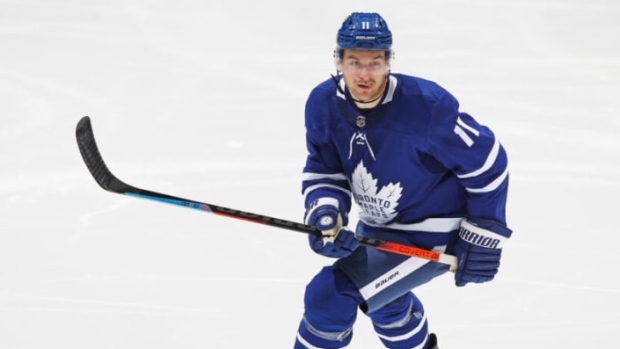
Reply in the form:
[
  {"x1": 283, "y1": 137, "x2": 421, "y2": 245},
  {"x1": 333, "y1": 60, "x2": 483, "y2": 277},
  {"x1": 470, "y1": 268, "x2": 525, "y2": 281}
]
[
  {"x1": 305, "y1": 77, "x2": 341, "y2": 127},
  {"x1": 307, "y1": 77, "x2": 338, "y2": 103},
  {"x1": 392, "y1": 73, "x2": 453, "y2": 105}
]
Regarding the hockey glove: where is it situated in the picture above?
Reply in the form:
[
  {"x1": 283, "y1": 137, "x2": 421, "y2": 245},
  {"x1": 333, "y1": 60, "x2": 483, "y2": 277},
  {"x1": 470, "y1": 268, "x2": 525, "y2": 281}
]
[
  {"x1": 454, "y1": 217, "x2": 512, "y2": 287},
  {"x1": 304, "y1": 198, "x2": 359, "y2": 258}
]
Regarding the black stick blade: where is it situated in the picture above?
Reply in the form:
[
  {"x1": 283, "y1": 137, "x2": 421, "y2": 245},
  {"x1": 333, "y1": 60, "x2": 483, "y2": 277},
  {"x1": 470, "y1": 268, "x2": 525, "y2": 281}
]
[{"x1": 75, "y1": 116, "x2": 129, "y2": 193}]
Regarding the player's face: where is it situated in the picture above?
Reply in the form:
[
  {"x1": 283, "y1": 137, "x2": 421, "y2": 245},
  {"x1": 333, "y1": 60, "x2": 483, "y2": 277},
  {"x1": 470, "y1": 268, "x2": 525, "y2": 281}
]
[{"x1": 339, "y1": 50, "x2": 389, "y2": 102}]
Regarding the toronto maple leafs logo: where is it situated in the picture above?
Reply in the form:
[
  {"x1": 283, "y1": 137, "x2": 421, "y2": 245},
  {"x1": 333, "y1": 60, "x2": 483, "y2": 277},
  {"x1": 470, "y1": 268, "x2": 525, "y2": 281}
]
[{"x1": 351, "y1": 161, "x2": 402, "y2": 224}]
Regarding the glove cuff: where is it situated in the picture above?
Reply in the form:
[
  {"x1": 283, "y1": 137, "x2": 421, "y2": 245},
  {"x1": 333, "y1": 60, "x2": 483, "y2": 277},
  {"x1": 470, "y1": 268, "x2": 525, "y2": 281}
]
[
  {"x1": 304, "y1": 197, "x2": 340, "y2": 225},
  {"x1": 459, "y1": 218, "x2": 511, "y2": 249}
]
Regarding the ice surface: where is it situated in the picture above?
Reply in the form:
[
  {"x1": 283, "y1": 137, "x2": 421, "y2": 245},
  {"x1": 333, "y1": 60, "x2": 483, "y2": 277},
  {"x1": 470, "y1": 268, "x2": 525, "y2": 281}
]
[{"x1": 1, "y1": 0, "x2": 619, "y2": 348}]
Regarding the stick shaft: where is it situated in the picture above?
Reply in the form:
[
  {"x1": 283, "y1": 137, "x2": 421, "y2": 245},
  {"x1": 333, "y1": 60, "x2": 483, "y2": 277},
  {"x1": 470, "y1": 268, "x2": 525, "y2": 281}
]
[{"x1": 75, "y1": 116, "x2": 457, "y2": 268}]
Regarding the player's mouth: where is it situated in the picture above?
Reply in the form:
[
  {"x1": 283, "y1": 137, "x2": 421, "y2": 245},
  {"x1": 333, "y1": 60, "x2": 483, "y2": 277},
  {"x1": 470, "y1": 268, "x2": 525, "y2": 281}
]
[{"x1": 357, "y1": 81, "x2": 374, "y2": 89}]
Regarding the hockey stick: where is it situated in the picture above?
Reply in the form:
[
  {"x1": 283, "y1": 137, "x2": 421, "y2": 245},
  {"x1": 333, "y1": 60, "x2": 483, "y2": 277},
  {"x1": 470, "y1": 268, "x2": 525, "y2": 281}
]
[{"x1": 75, "y1": 116, "x2": 457, "y2": 268}]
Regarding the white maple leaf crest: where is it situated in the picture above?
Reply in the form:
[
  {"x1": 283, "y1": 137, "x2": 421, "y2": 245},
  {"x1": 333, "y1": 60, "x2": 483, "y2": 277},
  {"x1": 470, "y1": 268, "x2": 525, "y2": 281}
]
[{"x1": 351, "y1": 161, "x2": 403, "y2": 224}]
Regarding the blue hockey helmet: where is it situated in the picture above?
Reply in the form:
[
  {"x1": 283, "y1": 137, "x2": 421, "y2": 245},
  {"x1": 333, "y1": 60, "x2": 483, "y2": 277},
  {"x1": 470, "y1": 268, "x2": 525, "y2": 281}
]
[{"x1": 336, "y1": 12, "x2": 392, "y2": 52}]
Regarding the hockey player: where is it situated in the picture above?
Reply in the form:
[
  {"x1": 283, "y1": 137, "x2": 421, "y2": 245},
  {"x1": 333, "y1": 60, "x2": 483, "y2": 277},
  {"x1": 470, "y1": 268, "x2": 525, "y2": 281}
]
[{"x1": 294, "y1": 12, "x2": 512, "y2": 349}]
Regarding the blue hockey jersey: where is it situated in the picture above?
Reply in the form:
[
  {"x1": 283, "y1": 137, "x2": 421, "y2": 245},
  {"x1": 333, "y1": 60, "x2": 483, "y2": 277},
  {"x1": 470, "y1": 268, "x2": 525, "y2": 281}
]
[{"x1": 302, "y1": 73, "x2": 509, "y2": 249}]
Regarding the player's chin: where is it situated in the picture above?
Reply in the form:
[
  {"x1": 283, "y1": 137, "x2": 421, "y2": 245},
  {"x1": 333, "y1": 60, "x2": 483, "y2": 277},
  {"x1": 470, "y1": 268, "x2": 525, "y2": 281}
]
[{"x1": 356, "y1": 88, "x2": 377, "y2": 97}]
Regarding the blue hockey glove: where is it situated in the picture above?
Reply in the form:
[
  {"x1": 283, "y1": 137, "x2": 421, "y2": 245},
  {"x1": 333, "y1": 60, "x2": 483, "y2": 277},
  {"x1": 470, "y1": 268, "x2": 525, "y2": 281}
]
[
  {"x1": 454, "y1": 217, "x2": 512, "y2": 287},
  {"x1": 304, "y1": 198, "x2": 358, "y2": 258},
  {"x1": 308, "y1": 227, "x2": 359, "y2": 258}
]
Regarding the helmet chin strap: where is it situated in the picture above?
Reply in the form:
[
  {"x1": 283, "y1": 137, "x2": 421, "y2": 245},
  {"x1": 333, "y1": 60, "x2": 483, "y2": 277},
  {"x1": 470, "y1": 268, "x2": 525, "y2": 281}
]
[{"x1": 330, "y1": 73, "x2": 389, "y2": 105}]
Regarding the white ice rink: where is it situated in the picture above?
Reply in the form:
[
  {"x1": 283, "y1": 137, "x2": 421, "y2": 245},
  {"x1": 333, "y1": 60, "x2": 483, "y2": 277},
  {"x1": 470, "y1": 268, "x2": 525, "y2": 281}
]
[{"x1": 1, "y1": 0, "x2": 619, "y2": 348}]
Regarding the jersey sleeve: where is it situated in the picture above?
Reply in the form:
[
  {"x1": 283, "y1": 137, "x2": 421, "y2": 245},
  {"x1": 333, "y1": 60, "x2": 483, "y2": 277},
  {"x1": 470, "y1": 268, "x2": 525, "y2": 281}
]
[
  {"x1": 301, "y1": 88, "x2": 352, "y2": 212},
  {"x1": 427, "y1": 90, "x2": 509, "y2": 224}
]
